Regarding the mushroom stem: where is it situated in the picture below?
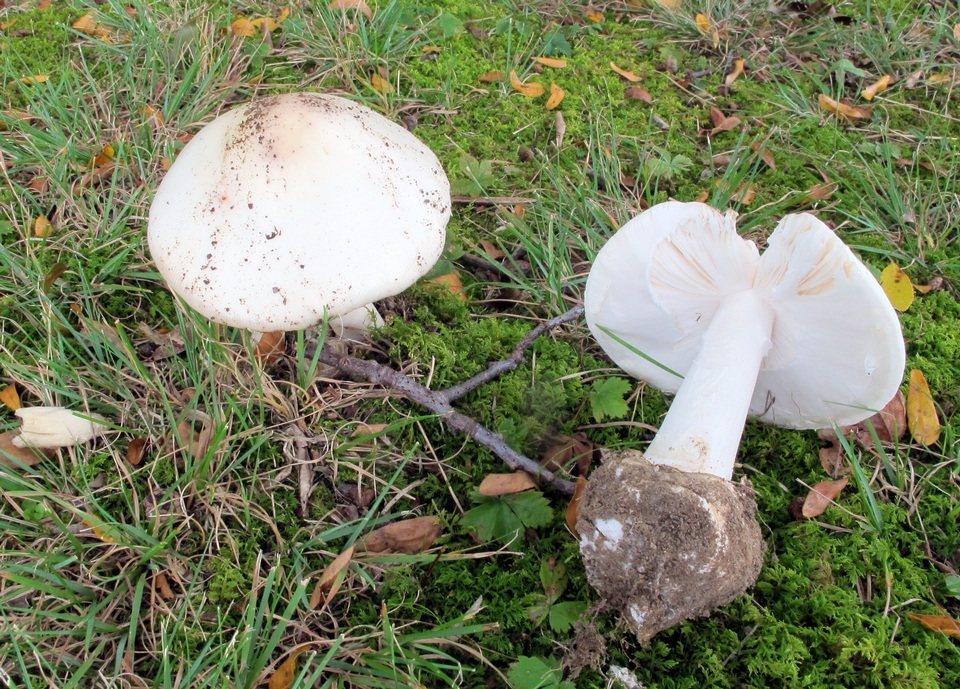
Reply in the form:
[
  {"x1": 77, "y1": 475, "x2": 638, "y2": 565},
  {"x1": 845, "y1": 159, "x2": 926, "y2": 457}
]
[{"x1": 644, "y1": 289, "x2": 775, "y2": 479}]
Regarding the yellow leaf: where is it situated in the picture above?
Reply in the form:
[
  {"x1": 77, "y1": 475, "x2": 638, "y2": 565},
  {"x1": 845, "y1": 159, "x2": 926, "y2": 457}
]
[
  {"x1": 534, "y1": 56, "x2": 567, "y2": 68},
  {"x1": 428, "y1": 271, "x2": 467, "y2": 299},
  {"x1": 0, "y1": 385, "x2": 21, "y2": 411},
  {"x1": 818, "y1": 93, "x2": 871, "y2": 121},
  {"x1": 586, "y1": 10, "x2": 605, "y2": 22},
  {"x1": 545, "y1": 82, "x2": 565, "y2": 110},
  {"x1": 509, "y1": 71, "x2": 545, "y2": 97},
  {"x1": 309, "y1": 545, "x2": 355, "y2": 609},
  {"x1": 909, "y1": 613, "x2": 960, "y2": 637},
  {"x1": 907, "y1": 369, "x2": 940, "y2": 446},
  {"x1": 72, "y1": 13, "x2": 99, "y2": 34},
  {"x1": 653, "y1": 0, "x2": 681, "y2": 8},
  {"x1": 250, "y1": 16, "x2": 282, "y2": 32},
  {"x1": 329, "y1": 0, "x2": 374, "y2": 19},
  {"x1": 268, "y1": 647, "x2": 310, "y2": 689},
  {"x1": 370, "y1": 72, "x2": 394, "y2": 94},
  {"x1": 880, "y1": 262, "x2": 914, "y2": 311},
  {"x1": 231, "y1": 17, "x2": 256, "y2": 37},
  {"x1": 610, "y1": 61, "x2": 642, "y2": 82},
  {"x1": 954, "y1": 23, "x2": 960, "y2": 42},
  {"x1": 725, "y1": 58, "x2": 745, "y2": 85},
  {"x1": 478, "y1": 70, "x2": 504, "y2": 83},
  {"x1": 19, "y1": 75, "x2": 49, "y2": 84},
  {"x1": 696, "y1": 12, "x2": 720, "y2": 45},
  {"x1": 861, "y1": 74, "x2": 891, "y2": 101},
  {"x1": 33, "y1": 215, "x2": 53, "y2": 238}
]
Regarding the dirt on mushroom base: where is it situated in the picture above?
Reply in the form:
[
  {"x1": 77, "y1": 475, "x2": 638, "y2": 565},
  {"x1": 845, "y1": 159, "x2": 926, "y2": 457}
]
[{"x1": 578, "y1": 450, "x2": 765, "y2": 643}]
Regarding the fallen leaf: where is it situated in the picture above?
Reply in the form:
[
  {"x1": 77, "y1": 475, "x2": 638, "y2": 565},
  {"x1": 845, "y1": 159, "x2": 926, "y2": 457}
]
[
  {"x1": 309, "y1": 545, "x2": 355, "y2": 609},
  {"x1": 586, "y1": 9, "x2": 605, "y2": 23},
  {"x1": 751, "y1": 142, "x2": 776, "y2": 169},
  {"x1": 819, "y1": 391, "x2": 907, "y2": 475},
  {"x1": 0, "y1": 385, "x2": 21, "y2": 411},
  {"x1": 803, "y1": 181, "x2": 837, "y2": 202},
  {"x1": 510, "y1": 71, "x2": 544, "y2": 97},
  {"x1": 73, "y1": 161, "x2": 117, "y2": 191},
  {"x1": 329, "y1": 0, "x2": 374, "y2": 19},
  {"x1": 42, "y1": 263, "x2": 67, "y2": 294},
  {"x1": 142, "y1": 105, "x2": 164, "y2": 126},
  {"x1": 862, "y1": 74, "x2": 891, "y2": 101},
  {"x1": 624, "y1": 86, "x2": 653, "y2": 103},
  {"x1": 724, "y1": 58, "x2": 745, "y2": 85},
  {"x1": 907, "y1": 369, "x2": 940, "y2": 446},
  {"x1": 351, "y1": 423, "x2": 390, "y2": 438},
  {"x1": 427, "y1": 271, "x2": 466, "y2": 300},
  {"x1": 127, "y1": 438, "x2": 147, "y2": 466},
  {"x1": 357, "y1": 515, "x2": 443, "y2": 554},
  {"x1": 565, "y1": 476, "x2": 587, "y2": 537},
  {"x1": 801, "y1": 477, "x2": 849, "y2": 518},
  {"x1": 33, "y1": 215, "x2": 53, "y2": 238},
  {"x1": 19, "y1": 75, "x2": 49, "y2": 84},
  {"x1": 818, "y1": 93, "x2": 871, "y2": 122},
  {"x1": 534, "y1": 56, "x2": 567, "y2": 68},
  {"x1": 230, "y1": 17, "x2": 256, "y2": 37},
  {"x1": 708, "y1": 107, "x2": 741, "y2": 134},
  {"x1": 254, "y1": 331, "x2": 285, "y2": 365},
  {"x1": 478, "y1": 239, "x2": 505, "y2": 260},
  {"x1": 154, "y1": 571, "x2": 175, "y2": 600},
  {"x1": 954, "y1": 23, "x2": 960, "y2": 42},
  {"x1": 545, "y1": 82, "x2": 565, "y2": 110},
  {"x1": 478, "y1": 71, "x2": 504, "y2": 83},
  {"x1": 652, "y1": 0, "x2": 681, "y2": 8},
  {"x1": 479, "y1": 472, "x2": 536, "y2": 497},
  {"x1": 927, "y1": 73, "x2": 955, "y2": 86},
  {"x1": 269, "y1": 647, "x2": 311, "y2": 689},
  {"x1": 370, "y1": 72, "x2": 393, "y2": 94},
  {"x1": 695, "y1": 13, "x2": 720, "y2": 48},
  {"x1": 880, "y1": 262, "x2": 915, "y2": 311},
  {"x1": 908, "y1": 613, "x2": 960, "y2": 637},
  {"x1": 71, "y1": 14, "x2": 98, "y2": 34},
  {"x1": 0, "y1": 430, "x2": 52, "y2": 467},
  {"x1": 13, "y1": 407, "x2": 107, "y2": 449},
  {"x1": 174, "y1": 410, "x2": 215, "y2": 458},
  {"x1": 541, "y1": 433, "x2": 597, "y2": 474},
  {"x1": 610, "y1": 61, "x2": 642, "y2": 82}
]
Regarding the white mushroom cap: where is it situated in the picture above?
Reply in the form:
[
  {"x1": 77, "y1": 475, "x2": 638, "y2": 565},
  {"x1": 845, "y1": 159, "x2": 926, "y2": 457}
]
[
  {"x1": 585, "y1": 201, "x2": 905, "y2": 431},
  {"x1": 148, "y1": 93, "x2": 451, "y2": 331}
]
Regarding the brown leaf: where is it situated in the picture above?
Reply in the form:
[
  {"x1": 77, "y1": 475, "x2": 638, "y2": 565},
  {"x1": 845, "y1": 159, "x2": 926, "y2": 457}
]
[
  {"x1": 254, "y1": 331, "x2": 285, "y2": 365},
  {"x1": 479, "y1": 472, "x2": 536, "y2": 497},
  {"x1": 708, "y1": 107, "x2": 741, "y2": 134},
  {"x1": 370, "y1": 71, "x2": 393, "y2": 94},
  {"x1": 541, "y1": 433, "x2": 597, "y2": 475},
  {"x1": 801, "y1": 477, "x2": 849, "y2": 518},
  {"x1": 174, "y1": 410, "x2": 215, "y2": 458},
  {"x1": 154, "y1": 571, "x2": 175, "y2": 600},
  {"x1": 73, "y1": 161, "x2": 116, "y2": 191},
  {"x1": 309, "y1": 545, "x2": 355, "y2": 609},
  {"x1": 803, "y1": 182, "x2": 837, "y2": 202},
  {"x1": 751, "y1": 142, "x2": 776, "y2": 169},
  {"x1": 565, "y1": 476, "x2": 588, "y2": 537},
  {"x1": 358, "y1": 516, "x2": 443, "y2": 554},
  {"x1": 0, "y1": 384, "x2": 21, "y2": 411},
  {"x1": 478, "y1": 71, "x2": 504, "y2": 83},
  {"x1": 610, "y1": 61, "x2": 642, "y2": 82},
  {"x1": 908, "y1": 613, "x2": 960, "y2": 637},
  {"x1": 0, "y1": 430, "x2": 52, "y2": 467},
  {"x1": 33, "y1": 215, "x2": 52, "y2": 238},
  {"x1": 545, "y1": 82, "x2": 565, "y2": 110},
  {"x1": 478, "y1": 239, "x2": 505, "y2": 260},
  {"x1": 127, "y1": 437, "x2": 147, "y2": 466},
  {"x1": 818, "y1": 93, "x2": 871, "y2": 122},
  {"x1": 624, "y1": 86, "x2": 653, "y2": 103},
  {"x1": 329, "y1": 0, "x2": 374, "y2": 19}
]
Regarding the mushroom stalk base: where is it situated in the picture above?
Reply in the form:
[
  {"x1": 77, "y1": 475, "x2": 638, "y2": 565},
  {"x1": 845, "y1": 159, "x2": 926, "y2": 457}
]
[{"x1": 578, "y1": 450, "x2": 764, "y2": 644}]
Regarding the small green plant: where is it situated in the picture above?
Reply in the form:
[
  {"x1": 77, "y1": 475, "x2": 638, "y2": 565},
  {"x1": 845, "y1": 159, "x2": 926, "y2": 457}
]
[
  {"x1": 643, "y1": 148, "x2": 693, "y2": 182},
  {"x1": 526, "y1": 558, "x2": 588, "y2": 634},
  {"x1": 507, "y1": 655, "x2": 574, "y2": 689},
  {"x1": 588, "y1": 377, "x2": 631, "y2": 422},
  {"x1": 461, "y1": 489, "x2": 553, "y2": 543}
]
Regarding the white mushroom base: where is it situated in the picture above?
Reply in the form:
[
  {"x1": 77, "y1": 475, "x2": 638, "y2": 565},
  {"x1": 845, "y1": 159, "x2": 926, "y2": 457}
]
[{"x1": 577, "y1": 450, "x2": 764, "y2": 643}]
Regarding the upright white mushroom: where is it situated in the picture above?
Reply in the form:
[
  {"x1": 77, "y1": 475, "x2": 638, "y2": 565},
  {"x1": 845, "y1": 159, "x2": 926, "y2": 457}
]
[
  {"x1": 578, "y1": 201, "x2": 905, "y2": 642},
  {"x1": 148, "y1": 93, "x2": 451, "y2": 336}
]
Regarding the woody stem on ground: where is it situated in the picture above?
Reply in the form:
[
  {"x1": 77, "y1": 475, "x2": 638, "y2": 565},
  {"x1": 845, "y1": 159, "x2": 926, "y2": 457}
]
[{"x1": 316, "y1": 306, "x2": 585, "y2": 496}]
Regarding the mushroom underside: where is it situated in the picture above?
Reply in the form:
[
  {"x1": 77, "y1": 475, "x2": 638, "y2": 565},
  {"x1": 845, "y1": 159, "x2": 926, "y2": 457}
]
[{"x1": 578, "y1": 450, "x2": 764, "y2": 643}]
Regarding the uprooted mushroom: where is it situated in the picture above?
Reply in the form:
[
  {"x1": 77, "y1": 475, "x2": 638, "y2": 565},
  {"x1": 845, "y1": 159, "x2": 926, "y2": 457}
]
[{"x1": 579, "y1": 201, "x2": 905, "y2": 642}]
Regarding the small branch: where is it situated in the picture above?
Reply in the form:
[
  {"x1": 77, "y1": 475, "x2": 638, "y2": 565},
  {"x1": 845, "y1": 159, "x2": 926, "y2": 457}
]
[
  {"x1": 441, "y1": 306, "x2": 584, "y2": 403},
  {"x1": 317, "y1": 308, "x2": 586, "y2": 496}
]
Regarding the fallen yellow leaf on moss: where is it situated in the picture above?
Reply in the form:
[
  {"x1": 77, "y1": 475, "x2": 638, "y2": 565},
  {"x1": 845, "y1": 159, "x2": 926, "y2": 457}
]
[
  {"x1": 610, "y1": 61, "x2": 642, "y2": 82},
  {"x1": 724, "y1": 59, "x2": 745, "y2": 85},
  {"x1": 534, "y1": 56, "x2": 567, "y2": 68},
  {"x1": 861, "y1": 74, "x2": 891, "y2": 100},
  {"x1": 818, "y1": 93, "x2": 871, "y2": 121},
  {"x1": 546, "y1": 82, "x2": 565, "y2": 110},
  {"x1": 880, "y1": 262, "x2": 914, "y2": 311},
  {"x1": 907, "y1": 369, "x2": 940, "y2": 446},
  {"x1": 0, "y1": 385, "x2": 21, "y2": 411},
  {"x1": 909, "y1": 612, "x2": 960, "y2": 637},
  {"x1": 510, "y1": 71, "x2": 545, "y2": 97},
  {"x1": 370, "y1": 72, "x2": 393, "y2": 93}
]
